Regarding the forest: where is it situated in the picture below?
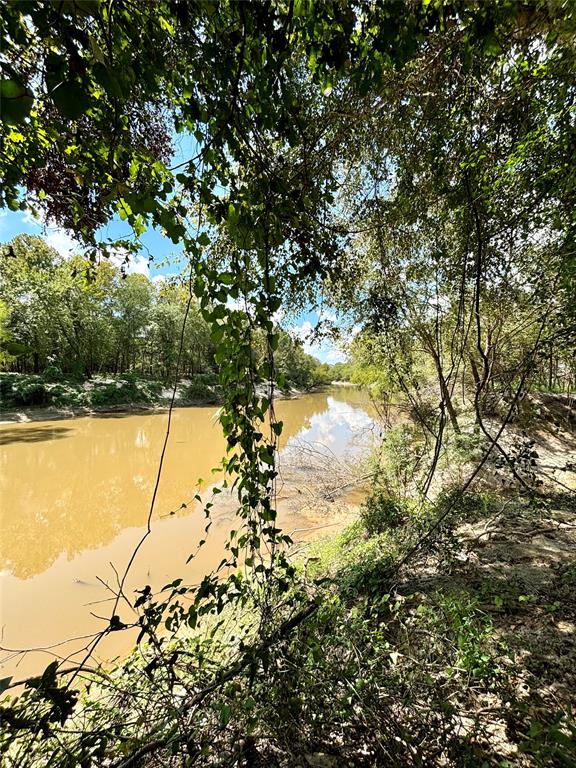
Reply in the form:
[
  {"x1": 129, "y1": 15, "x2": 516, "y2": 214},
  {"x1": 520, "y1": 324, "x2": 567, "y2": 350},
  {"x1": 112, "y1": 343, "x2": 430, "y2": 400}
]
[
  {"x1": 0, "y1": 234, "x2": 334, "y2": 408},
  {"x1": 1, "y1": 1, "x2": 575, "y2": 767}
]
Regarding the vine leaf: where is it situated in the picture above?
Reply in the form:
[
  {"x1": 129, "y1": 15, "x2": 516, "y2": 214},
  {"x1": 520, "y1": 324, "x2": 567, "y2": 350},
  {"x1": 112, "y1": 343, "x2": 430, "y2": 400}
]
[
  {"x1": 0, "y1": 79, "x2": 34, "y2": 125},
  {"x1": 51, "y1": 81, "x2": 91, "y2": 119}
]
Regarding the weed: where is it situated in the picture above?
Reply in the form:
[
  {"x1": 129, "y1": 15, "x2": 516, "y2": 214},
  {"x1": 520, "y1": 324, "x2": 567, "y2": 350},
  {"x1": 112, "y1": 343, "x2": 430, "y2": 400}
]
[{"x1": 360, "y1": 489, "x2": 412, "y2": 534}]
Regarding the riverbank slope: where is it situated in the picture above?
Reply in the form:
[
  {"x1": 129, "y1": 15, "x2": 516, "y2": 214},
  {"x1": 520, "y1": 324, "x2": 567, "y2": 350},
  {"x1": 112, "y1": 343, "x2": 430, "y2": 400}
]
[{"x1": 0, "y1": 371, "x2": 329, "y2": 423}]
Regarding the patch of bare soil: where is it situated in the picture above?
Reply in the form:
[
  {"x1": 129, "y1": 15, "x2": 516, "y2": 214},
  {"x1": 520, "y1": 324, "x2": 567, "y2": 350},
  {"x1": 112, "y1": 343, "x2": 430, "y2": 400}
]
[
  {"x1": 531, "y1": 394, "x2": 576, "y2": 493},
  {"x1": 402, "y1": 490, "x2": 576, "y2": 766}
]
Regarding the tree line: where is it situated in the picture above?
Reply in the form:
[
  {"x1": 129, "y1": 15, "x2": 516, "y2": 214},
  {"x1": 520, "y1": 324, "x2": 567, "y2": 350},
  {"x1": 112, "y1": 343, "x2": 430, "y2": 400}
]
[
  {"x1": 0, "y1": 234, "x2": 331, "y2": 390},
  {"x1": 2, "y1": 1, "x2": 576, "y2": 766}
]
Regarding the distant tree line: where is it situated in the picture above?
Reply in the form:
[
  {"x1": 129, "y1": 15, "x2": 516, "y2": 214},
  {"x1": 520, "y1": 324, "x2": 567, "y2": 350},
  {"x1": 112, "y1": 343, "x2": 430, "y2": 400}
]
[
  {"x1": 0, "y1": 235, "x2": 215, "y2": 379},
  {"x1": 0, "y1": 235, "x2": 336, "y2": 389}
]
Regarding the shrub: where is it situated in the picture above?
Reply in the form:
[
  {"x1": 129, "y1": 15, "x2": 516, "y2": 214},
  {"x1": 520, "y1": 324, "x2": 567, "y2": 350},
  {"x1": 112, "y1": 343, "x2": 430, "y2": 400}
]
[
  {"x1": 42, "y1": 364, "x2": 64, "y2": 382},
  {"x1": 434, "y1": 486, "x2": 501, "y2": 523},
  {"x1": 90, "y1": 380, "x2": 146, "y2": 406},
  {"x1": 193, "y1": 371, "x2": 219, "y2": 386},
  {"x1": 182, "y1": 375, "x2": 220, "y2": 403},
  {"x1": 0, "y1": 373, "x2": 15, "y2": 403},
  {"x1": 360, "y1": 489, "x2": 411, "y2": 535},
  {"x1": 90, "y1": 384, "x2": 118, "y2": 406},
  {"x1": 13, "y1": 379, "x2": 49, "y2": 406},
  {"x1": 338, "y1": 533, "x2": 397, "y2": 598},
  {"x1": 139, "y1": 380, "x2": 163, "y2": 400}
]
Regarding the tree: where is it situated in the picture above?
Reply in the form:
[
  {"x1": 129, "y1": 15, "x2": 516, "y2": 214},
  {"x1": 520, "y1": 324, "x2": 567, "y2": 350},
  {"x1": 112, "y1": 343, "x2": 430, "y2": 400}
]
[
  {"x1": 2, "y1": 3, "x2": 576, "y2": 766},
  {"x1": 0, "y1": 235, "x2": 63, "y2": 373},
  {"x1": 0, "y1": 298, "x2": 13, "y2": 367}
]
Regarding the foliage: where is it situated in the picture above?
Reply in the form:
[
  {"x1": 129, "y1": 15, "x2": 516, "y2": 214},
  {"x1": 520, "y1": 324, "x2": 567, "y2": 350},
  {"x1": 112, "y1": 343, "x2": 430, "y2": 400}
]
[
  {"x1": 360, "y1": 488, "x2": 412, "y2": 535},
  {"x1": 329, "y1": 361, "x2": 353, "y2": 382},
  {"x1": 2, "y1": 0, "x2": 576, "y2": 766},
  {"x1": 7, "y1": 375, "x2": 49, "y2": 407},
  {"x1": 41, "y1": 364, "x2": 63, "y2": 383},
  {"x1": 0, "y1": 298, "x2": 14, "y2": 367},
  {"x1": 0, "y1": 235, "x2": 217, "y2": 379},
  {"x1": 0, "y1": 371, "x2": 165, "y2": 410},
  {"x1": 181, "y1": 374, "x2": 221, "y2": 404},
  {"x1": 0, "y1": 236, "x2": 331, "y2": 393},
  {"x1": 376, "y1": 423, "x2": 428, "y2": 496},
  {"x1": 88, "y1": 377, "x2": 162, "y2": 407}
]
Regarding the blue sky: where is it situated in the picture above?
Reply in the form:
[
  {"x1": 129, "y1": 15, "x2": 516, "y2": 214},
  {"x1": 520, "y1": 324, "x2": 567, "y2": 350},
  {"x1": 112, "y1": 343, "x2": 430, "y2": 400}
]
[{"x1": 0, "y1": 207, "x2": 351, "y2": 363}]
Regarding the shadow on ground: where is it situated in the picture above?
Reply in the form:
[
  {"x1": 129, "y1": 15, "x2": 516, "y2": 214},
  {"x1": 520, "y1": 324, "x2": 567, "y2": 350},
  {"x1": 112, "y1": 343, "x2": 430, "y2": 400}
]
[{"x1": 395, "y1": 492, "x2": 576, "y2": 766}]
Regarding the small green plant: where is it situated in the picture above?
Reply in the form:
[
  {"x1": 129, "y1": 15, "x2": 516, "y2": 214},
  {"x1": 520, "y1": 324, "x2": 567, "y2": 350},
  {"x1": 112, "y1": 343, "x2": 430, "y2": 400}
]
[
  {"x1": 453, "y1": 431, "x2": 486, "y2": 463},
  {"x1": 434, "y1": 486, "x2": 501, "y2": 523},
  {"x1": 89, "y1": 379, "x2": 150, "y2": 406},
  {"x1": 12, "y1": 377, "x2": 49, "y2": 406},
  {"x1": 520, "y1": 711, "x2": 576, "y2": 766},
  {"x1": 42, "y1": 364, "x2": 64, "y2": 382},
  {"x1": 307, "y1": 520, "x2": 397, "y2": 600},
  {"x1": 360, "y1": 489, "x2": 411, "y2": 535},
  {"x1": 0, "y1": 372, "x2": 15, "y2": 403},
  {"x1": 337, "y1": 534, "x2": 397, "y2": 598},
  {"x1": 380, "y1": 424, "x2": 426, "y2": 494},
  {"x1": 417, "y1": 592, "x2": 500, "y2": 681}
]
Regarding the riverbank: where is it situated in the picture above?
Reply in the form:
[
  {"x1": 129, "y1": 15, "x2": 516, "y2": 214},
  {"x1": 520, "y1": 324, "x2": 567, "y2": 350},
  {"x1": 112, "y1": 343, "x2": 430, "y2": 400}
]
[
  {"x1": 5, "y1": 478, "x2": 574, "y2": 766},
  {"x1": 2, "y1": 395, "x2": 574, "y2": 765},
  {"x1": 0, "y1": 372, "x2": 327, "y2": 423},
  {"x1": 268, "y1": 484, "x2": 576, "y2": 766},
  {"x1": 0, "y1": 401, "x2": 182, "y2": 424}
]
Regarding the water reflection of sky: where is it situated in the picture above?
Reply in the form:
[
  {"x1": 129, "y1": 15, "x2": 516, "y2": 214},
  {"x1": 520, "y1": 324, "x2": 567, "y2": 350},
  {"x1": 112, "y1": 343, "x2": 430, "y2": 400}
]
[{"x1": 281, "y1": 396, "x2": 380, "y2": 462}]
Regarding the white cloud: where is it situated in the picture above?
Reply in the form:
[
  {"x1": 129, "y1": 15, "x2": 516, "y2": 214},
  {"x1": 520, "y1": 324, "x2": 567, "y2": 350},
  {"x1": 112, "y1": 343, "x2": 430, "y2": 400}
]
[
  {"x1": 325, "y1": 348, "x2": 347, "y2": 363},
  {"x1": 106, "y1": 247, "x2": 150, "y2": 277},
  {"x1": 289, "y1": 320, "x2": 347, "y2": 363},
  {"x1": 126, "y1": 255, "x2": 150, "y2": 276},
  {"x1": 291, "y1": 319, "x2": 314, "y2": 345},
  {"x1": 22, "y1": 208, "x2": 41, "y2": 226},
  {"x1": 224, "y1": 297, "x2": 284, "y2": 323},
  {"x1": 44, "y1": 228, "x2": 78, "y2": 258},
  {"x1": 10, "y1": 205, "x2": 81, "y2": 259},
  {"x1": 320, "y1": 310, "x2": 338, "y2": 324}
]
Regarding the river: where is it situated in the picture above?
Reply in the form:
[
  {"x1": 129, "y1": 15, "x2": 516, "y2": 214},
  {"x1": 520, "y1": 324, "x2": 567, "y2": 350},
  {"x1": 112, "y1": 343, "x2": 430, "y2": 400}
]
[{"x1": 0, "y1": 388, "x2": 378, "y2": 680}]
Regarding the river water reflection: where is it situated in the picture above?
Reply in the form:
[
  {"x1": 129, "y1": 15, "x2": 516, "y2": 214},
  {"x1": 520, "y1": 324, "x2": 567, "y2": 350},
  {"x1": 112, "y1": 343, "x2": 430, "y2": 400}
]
[{"x1": 0, "y1": 388, "x2": 377, "y2": 678}]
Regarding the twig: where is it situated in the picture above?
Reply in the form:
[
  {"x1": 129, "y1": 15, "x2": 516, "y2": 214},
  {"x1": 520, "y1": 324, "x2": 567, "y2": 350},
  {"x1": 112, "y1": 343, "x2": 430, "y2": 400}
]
[{"x1": 110, "y1": 601, "x2": 319, "y2": 768}]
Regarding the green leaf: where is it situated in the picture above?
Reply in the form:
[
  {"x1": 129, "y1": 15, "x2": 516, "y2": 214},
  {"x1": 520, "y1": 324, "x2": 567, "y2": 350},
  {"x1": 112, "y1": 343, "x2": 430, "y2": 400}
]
[
  {"x1": 259, "y1": 446, "x2": 275, "y2": 465},
  {"x1": 0, "y1": 677, "x2": 12, "y2": 695},
  {"x1": 219, "y1": 702, "x2": 232, "y2": 727},
  {"x1": 51, "y1": 81, "x2": 91, "y2": 119},
  {"x1": 269, "y1": 296, "x2": 282, "y2": 312},
  {"x1": 93, "y1": 63, "x2": 124, "y2": 99},
  {"x1": 1, "y1": 79, "x2": 34, "y2": 125}
]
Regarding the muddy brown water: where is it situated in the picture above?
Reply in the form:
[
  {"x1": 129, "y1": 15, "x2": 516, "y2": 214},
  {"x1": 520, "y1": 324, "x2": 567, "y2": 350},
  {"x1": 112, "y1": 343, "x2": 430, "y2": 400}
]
[{"x1": 0, "y1": 388, "x2": 378, "y2": 680}]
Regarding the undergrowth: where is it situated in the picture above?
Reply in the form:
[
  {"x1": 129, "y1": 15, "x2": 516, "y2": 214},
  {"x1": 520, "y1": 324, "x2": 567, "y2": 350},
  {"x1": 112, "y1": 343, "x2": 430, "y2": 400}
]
[{"x1": 0, "y1": 372, "x2": 218, "y2": 410}]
